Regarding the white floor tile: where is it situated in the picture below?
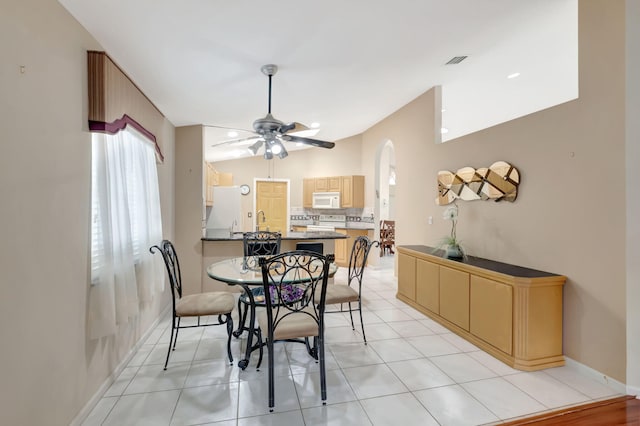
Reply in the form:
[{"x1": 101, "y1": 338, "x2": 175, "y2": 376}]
[
  {"x1": 238, "y1": 410, "x2": 305, "y2": 426},
  {"x1": 430, "y1": 353, "x2": 497, "y2": 383},
  {"x1": 359, "y1": 323, "x2": 401, "y2": 341},
  {"x1": 293, "y1": 369, "x2": 357, "y2": 408},
  {"x1": 79, "y1": 260, "x2": 624, "y2": 426},
  {"x1": 104, "y1": 366, "x2": 140, "y2": 397},
  {"x1": 440, "y1": 332, "x2": 480, "y2": 352},
  {"x1": 406, "y1": 335, "x2": 462, "y2": 357},
  {"x1": 387, "y1": 358, "x2": 455, "y2": 391},
  {"x1": 467, "y1": 350, "x2": 520, "y2": 377},
  {"x1": 413, "y1": 384, "x2": 500, "y2": 426},
  {"x1": 462, "y1": 377, "x2": 547, "y2": 420},
  {"x1": 288, "y1": 347, "x2": 340, "y2": 375},
  {"x1": 302, "y1": 401, "x2": 372, "y2": 425},
  {"x1": 503, "y1": 371, "x2": 591, "y2": 409},
  {"x1": 238, "y1": 374, "x2": 300, "y2": 417},
  {"x1": 372, "y1": 308, "x2": 415, "y2": 322},
  {"x1": 102, "y1": 390, "x2": 180, "y2": 426},
  {"x1": 170, "y1": 383, "x2": 239, "y2": 425},
  {"x1": 145, "y1": 340, "x2": 199, "y2": 366},
  {"x1": 124, "y1": 362, "x2": 190, "y2": 394},
  {"x1": 184, "y1": 359, "x2": 239, "y2": 387},
  {"x1": 81, "y1": 397, "x2": 118, "y2": 426},
  {"x1": 342, "y1": 364, "x2": 408, "y2": 399},
  {"x1": 367, "y1": 338, "x2": 423, "y2": 362},
  {"x1": 386, "y1": 320, "x2": 435, "y2": 337},
  {"x1": 359, "y1": 393, "x2": 439, "y2": 426},
  {"x1": 544, "y1": 365, "x2": 620, "y2": 399},
  {"x1": 329, "y1": 342, "x2": 384, "y2": 368}
]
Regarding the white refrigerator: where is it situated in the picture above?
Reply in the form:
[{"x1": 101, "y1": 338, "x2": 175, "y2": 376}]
[{"x1": 206, "y1": 186, "x2": 242, "y2": 231}]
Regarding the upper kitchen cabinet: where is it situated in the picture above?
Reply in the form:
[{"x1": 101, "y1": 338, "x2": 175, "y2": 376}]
[
  {"x1": 303, "y1": 178, "x2": 315, "y2": 208},
  {"x1": 205, "y1": 163, "x2": 233, "y2": 206},
  {"x1": 340, "y1": 175, "x2": 364, "y2": 208},
  {"x1": 302, "y1": 175, "x2": 365, "y2": 209}
]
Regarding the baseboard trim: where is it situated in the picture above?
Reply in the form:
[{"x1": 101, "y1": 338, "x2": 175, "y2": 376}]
[
  {"x1": 563, "y1": 356, "x2": 628, "y2": 395},
  {"x1": 69, "y1": 304, "x2": 170, "y2": 426}
]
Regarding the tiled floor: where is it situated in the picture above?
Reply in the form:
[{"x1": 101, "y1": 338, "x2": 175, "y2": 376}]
[{"x1": 82, "y1": 256, "x2": 620, "y2": 426}]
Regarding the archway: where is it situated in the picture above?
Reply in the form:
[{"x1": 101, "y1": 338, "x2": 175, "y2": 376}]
[{"x1": 374, "y1": 139, "x2": 396, "y2": 262}]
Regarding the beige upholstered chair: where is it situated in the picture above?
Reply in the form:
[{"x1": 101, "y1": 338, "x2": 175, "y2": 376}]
[
  {"x1": 257, "y1": 251, "x2": 335, "y2": 412},
  {"x1": 323, "y1": 236, "x2": 378, "y2": 344},
  {"x1": 150, "y1": 240, "x2": 235, "y2": 370}
]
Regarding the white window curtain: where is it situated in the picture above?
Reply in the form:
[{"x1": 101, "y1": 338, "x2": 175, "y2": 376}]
[{"x1": 88, "y1": 127, "x2": 164, "y2": 339}]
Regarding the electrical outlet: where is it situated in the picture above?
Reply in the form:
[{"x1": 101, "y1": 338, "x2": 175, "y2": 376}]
[
  {"x1": 248, "y1": 212, "x2": 252, "y2": 218},
  {"x1": 428, "y1": 216, "x2": 433, "y2": 225}
]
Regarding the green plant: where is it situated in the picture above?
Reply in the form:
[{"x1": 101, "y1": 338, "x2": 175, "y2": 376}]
[{"x1": 434, "y1": 203, "x2": 465, "y2": 258}]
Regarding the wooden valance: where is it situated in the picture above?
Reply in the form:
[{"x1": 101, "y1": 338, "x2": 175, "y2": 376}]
[{"x1": 88, "y1": 51, "x2": 165, "y2": 162}]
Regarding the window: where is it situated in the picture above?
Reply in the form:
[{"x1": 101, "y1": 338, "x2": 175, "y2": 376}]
[{"x1": 89, "y1": 127, "x2": 163, "y2": 338}]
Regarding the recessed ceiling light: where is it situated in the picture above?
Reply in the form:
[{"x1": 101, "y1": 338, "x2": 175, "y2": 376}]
[
  {"x1": 227, "y1": 131, "x2": 238, "y2": 137},
  {"x1": 310, "y1": 122, "x2": 320, "y2": 128},
  {"x1": 507, "y1": 72, "x2": 520, "y2": 79},
  {"x1": 441, "y1": 127, "x2": 449, "y2": 134}
]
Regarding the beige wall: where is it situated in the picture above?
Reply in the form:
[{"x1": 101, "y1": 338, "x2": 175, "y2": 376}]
[
  {"x1": 175, "y1": 126, "x2": 205, "y2": 296},
  {"x1": 363, "y1": 0, "x2": 627, "y2": 382},
  {"x1": 0, "y1": 1, "x2": 175, "y2": 425},
  {"x1": 625, "y1": 0, "x2": 640, "y2": 394},
  {"x1": 210, "y1": 1, "x2": 630, "y2": 384}
]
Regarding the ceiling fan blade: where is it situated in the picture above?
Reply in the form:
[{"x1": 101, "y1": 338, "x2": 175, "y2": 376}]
[
  {"x1": 281, "y1": 134, "x2": 335, "y2": 149},
  {"x1": 209, "y1": 135, "x2": 261, "y2": 147},
  {"x1": 279, "y1": 122, "x2": 310, "y2": 134}
]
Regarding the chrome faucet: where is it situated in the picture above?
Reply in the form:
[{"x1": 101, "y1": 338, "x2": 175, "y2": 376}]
[{"x1": 256, "y1": 210, "x2": 266, "y2": 231}]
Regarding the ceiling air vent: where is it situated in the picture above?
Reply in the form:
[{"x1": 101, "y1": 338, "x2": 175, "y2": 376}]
[{"x1": 445, "y1": 56, "x2": 468, "y2": 65}]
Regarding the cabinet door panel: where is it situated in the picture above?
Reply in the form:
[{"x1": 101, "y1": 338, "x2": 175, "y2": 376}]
[
  {"x1": 416, "y1": 259, "x2": 439, "y2": 313},
  {"x1": 303, "y1": 178, "x2": 315, "y2": 208},
  {"x1": 470, "y1": 276, "x2": 513, "y2": 354},
  {"x1": 398, "y1": 253, "x2": 416, "y2": 300},
  {"x1": 439, "y1": 266, "x2": 469, "y2": 330}
]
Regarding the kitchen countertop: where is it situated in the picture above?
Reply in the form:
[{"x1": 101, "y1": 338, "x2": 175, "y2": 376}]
[{"x1": 202, "y1": 229, "x2": 349, "y2": 241}]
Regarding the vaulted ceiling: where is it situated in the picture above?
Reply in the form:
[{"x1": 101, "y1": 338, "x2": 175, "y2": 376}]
[{"x1": 59, "y1": 0, "x2": 578, "y2": 161}]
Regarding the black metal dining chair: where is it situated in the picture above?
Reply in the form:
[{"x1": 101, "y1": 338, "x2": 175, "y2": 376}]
[
  {"x1": 257, "y1": 251, "x2": 334, "y2": 411},
  {"x1": 321, "y1": 235, "x2": 378, "y2": 344},
  {"x1": 150, "y1": 240, "x2": 234, "y2": 369},
  {"x1": 234, "y1": 231, "x2": 282, "y2": 339}
]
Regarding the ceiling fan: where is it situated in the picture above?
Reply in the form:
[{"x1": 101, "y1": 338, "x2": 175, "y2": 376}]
[{"x1": 207, "y1": 64, "x2": 335, "y2": 159}]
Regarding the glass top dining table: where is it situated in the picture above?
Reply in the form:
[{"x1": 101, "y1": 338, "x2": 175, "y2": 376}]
[{"x1": 206, "y1": 255, "x2": 338, "y2": 369}]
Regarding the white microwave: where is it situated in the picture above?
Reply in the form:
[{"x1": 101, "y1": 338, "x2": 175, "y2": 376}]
[{"x1": 312, "y1": 192, "x2": 341, "y2": 209}]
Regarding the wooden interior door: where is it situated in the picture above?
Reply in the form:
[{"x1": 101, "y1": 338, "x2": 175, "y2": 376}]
[{"x1": 255, "y1": 180, "x2": 288, "y2": 233}]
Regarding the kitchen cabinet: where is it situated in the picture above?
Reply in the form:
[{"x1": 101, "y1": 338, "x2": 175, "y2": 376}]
[
  {"x1": 340, "y1": 175, "x2": 364, "y2": 208},
  {"x1": 303, "y1": 178, "x2": 315, "y2": 208},
  {"x1": 314, "y1": 178, "x2": 328, "y2": 192},
  {"x1": 205, "y1": 163, "x2": 232, "y2": 206},
  {"x1": 333, "y1": 229, "x2": 348, "y2": 265},
  {"x1": 397, "y1": 245, "x2": 566, "y2": 371},
  {"x1": 302, "y1": 175, "x2": 365, "y2": 208}
]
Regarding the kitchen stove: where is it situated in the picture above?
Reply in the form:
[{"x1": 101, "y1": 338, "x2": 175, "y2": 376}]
[{"x1": 306, "y1": 214, "x2": 346, "y2": 231}]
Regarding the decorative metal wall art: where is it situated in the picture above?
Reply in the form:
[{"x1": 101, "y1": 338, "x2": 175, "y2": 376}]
[{"x1": 436, "y1": 161, "x2": 520, "y2": 205}]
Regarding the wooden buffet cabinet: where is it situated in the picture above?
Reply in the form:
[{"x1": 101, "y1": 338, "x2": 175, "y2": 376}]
[{"x1": 397, "y1": 245, "x2": 566, "y2": 371}]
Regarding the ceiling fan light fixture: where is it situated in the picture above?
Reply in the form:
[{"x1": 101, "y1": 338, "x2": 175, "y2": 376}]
[
  {"x1": 248, "y1": 140, "x2": 263, "y2": 155},
  {"x1": 263, "y1": 147, "x2": 273, "y2": 160}
]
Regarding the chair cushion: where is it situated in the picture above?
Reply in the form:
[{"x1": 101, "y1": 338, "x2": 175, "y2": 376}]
[
  {"x1": 176, "y1": 292, "x2": 235, "y2": 317},
  {"x1": 320, "y1": 284, "x2": 359, "y2": 305},
  {"x1": 258, "y1": 307, "x2": 319, "y2": 340}
]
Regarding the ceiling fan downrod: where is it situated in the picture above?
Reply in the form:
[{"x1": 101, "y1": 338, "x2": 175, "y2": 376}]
[{"x1": 261, "y1": 64, "x2": 278, "y2": 115}]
